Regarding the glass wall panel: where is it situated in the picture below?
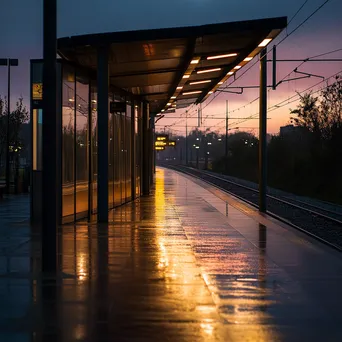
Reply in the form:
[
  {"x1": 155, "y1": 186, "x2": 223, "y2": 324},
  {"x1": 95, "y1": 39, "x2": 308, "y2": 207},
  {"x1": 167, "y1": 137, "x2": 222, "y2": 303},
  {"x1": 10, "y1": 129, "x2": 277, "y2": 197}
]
[
  {"x1": 135, "y1": 104, "x2": 141, "y2": 197},
  {"x1": 125, "y1": 103, "x2": 132, "y2": 202},
  {"x1": 91, "y1": 84, "x2": 97, "y2": 214},
  {"x1": 114, "y1": 113, "x2": 121, "y2": 206},
  {"x1": 119, "y1": 112, "x2": 125, "y2": 204},
  {"x1": 108, "y1": 94, "x2": 114, "y2": 209},
  {"x1": 32, "y1": 108, "x2": 43, "y2": 171},
  {"x1": 75, "y1": 74, "x2": 89, "y2": 216},
  {"x1": 62, "y1": 65, "x2": 75, "y2": 218}
]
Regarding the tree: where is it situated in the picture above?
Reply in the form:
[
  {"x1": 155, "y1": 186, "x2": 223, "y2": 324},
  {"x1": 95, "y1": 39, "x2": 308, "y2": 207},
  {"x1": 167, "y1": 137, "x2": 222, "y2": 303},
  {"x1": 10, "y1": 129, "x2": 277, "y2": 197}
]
[
  {"x1": 290, "y1": 92, "x2": 323, "y2": 138},
  {"x1": 0, "y1": 96, "x2": 29, "y2": 181}
]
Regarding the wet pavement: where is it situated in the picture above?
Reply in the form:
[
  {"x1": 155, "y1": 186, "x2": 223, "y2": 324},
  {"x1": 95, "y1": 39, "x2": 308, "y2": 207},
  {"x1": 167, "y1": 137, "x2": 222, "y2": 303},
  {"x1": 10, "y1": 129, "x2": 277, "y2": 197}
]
[{"x1": 1, "y1": 169, "x2": 342, "y2": 341}]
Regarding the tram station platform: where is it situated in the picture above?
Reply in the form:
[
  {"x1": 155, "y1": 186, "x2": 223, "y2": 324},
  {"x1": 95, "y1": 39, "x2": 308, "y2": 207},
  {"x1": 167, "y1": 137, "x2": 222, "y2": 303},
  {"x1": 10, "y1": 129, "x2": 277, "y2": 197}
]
[{"x1": 1, "y1": 167, "x2": 342, "y2": 341}]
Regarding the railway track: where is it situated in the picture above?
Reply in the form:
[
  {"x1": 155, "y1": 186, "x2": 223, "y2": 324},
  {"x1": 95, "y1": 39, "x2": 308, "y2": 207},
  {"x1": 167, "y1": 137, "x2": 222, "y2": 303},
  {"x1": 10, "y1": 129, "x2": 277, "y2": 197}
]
[{"x1": 167, "y1": 165, "x2": 342, "y2": 251}]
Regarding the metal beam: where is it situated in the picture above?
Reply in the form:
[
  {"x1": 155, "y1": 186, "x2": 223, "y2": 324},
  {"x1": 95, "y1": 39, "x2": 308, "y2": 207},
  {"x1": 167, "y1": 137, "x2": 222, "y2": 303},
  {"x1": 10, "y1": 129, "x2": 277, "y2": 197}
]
[
  {"x1": 142, "y1": 102, "x2": 150, "y2": 195},
  {"x1": 42, "y1": 0, "x2": 57, "y2": 273},
  {"x1": 97, "y1": 46, "x2": 109, "y2": 222},
  {"x1": 110, "y1": 68, "x2": 179, "y2": 78},
  {"x1": 259, "y1": 48, "x2": 267, "y2": 213}
]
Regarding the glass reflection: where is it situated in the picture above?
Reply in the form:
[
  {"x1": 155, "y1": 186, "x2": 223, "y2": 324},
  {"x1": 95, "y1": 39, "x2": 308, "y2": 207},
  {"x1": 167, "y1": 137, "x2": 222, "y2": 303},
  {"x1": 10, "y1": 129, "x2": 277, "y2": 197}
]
[
  {"x1": 62, "y1": 65, "x2": 75, "y2": 218},
  {"x1": 75, "y1": 74, "x2": 89, "y2": 216},
  {"x1": 91, "y1": 84, "x2": 98, "y2": 214}
]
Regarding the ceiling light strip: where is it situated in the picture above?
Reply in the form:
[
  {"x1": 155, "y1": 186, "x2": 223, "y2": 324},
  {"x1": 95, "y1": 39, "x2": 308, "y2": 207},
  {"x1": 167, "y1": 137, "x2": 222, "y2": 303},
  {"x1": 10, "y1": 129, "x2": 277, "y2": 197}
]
[
  {"x1": 207, "y1": 53, "x2": 238, "y2": 60},
  {"x1": 189, "y1": 80, "x2": 212, "y2": 85},
  {"x1": 197, "y1": 68, "x2": 221, "y2": 74}
]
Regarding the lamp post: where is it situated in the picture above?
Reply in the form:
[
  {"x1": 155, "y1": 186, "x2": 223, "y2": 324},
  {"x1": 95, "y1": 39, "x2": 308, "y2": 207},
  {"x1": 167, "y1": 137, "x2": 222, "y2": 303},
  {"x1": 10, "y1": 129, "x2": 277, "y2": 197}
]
[{"x1": 0, "y1": 58, "x2": 19, "y2": 193}]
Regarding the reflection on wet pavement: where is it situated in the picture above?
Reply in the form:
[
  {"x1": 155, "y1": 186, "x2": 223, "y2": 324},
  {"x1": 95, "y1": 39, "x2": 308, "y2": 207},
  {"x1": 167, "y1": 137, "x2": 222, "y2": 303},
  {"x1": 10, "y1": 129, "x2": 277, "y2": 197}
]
[{"x1": 1, "y1": 168, "x2": 342, "y2": 341}]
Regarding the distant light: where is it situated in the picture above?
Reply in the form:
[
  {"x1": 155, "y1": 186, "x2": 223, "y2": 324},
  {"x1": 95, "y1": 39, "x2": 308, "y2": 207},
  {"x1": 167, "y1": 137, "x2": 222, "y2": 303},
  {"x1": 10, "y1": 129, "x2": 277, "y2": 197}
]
[
  {"x1": 244, "y1": 57, "x2": 253, "y2": 62},
  {"x1": 218, "y1": 138, "x2": 222, "y2": 141},
  {"x1": 191, "y1": 58, "x2": 200, "y2": 64},
  {"x1": 161, "y1": 109, "x2": 165, "y2": 112},
  {"x1": 69, "y1": 98, "x2": 74, "y2": 102},
  {"x1": 234, "y1": 65, "x2": 242, "y2": 70},
  {"x1": 208, "y1": 91, "x2": 213, "y2": 94},
  {"x1": 227, "y1": 71, "x2": 234, "y2": 75},
  {"x1": 167, "y1": 103, "x2": 171, "y2": 105},
  {"x1": 171, "y1": 96, "x2": 176, "y2": 99},
  {"x1": 91, "y1": 99, "x2": 97, "y2": 103},
  {"x1": 182, "y1": 91, "x2": 202, "y2": 96},
  {"x1": 258, "y1": 38, "x2": 272, "y2": 47},
  {"x1": 207, "y1": 152, "x2": 210, "y2": 154},
  {"x1": 195, "y1": 146, "x2": 200, "y2": 149},
  {"x1": 197, "y1": 68, "x2": 221, "y2": 74},
  {"x1": 196, "y1": 138, "x2": 199, "y2": 140},
  {"x1": 189, "y1": 80, "x2": 211, "y2": 85},
  {"x1": 207, "y1": 142, "x2": 212, "y2": 145},
  {"x1": 218, "y1": 81, "x2": 223, "y2": 85},
  {"x1": 176, "y1": 86, "x2": 183, "y2": 90},
  {"x1": 207, "y1": 53, "x2": 238, "y2": 60},
  {"x1": 182, "y1": 74, "x2": 191, "y2": 79},
  {"x1": 193, "y1": 144, "x2": 196, "y2": 147}
]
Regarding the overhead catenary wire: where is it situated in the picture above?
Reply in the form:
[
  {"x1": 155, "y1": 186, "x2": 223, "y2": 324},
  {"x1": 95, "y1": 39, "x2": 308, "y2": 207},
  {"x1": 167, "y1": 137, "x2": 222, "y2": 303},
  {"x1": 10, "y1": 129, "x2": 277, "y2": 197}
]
[{"x1": 162, "y1": 0, "x2": 337, "y2": 130}]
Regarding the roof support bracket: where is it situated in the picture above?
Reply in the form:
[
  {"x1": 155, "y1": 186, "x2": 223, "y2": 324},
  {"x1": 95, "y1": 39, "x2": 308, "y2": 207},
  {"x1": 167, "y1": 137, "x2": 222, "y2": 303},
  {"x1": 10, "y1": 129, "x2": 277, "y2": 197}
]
[{"x1": 219, "y1": 87, "x2": 244, "y2": 94}]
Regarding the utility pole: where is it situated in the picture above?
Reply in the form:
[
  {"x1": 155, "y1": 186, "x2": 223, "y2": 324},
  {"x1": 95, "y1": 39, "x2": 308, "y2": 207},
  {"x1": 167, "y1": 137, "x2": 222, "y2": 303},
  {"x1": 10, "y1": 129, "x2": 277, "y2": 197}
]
[
  {"x1": 185, "y1": 110, "x2": 188, "y2": 165},
  {"x1": 225, "y1": 100, "x2": 228, "y2": 157},
  {"x1": 259, "y1": 48, "x2": 267, "y2": 213},
  {"x1": 6, "y1": 61, "x2": 11, "y2": 193}
]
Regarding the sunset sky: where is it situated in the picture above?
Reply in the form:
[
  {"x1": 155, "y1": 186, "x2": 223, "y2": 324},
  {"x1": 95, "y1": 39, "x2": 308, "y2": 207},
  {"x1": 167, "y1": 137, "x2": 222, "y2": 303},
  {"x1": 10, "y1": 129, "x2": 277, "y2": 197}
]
[{"x1": 0, "y1": 0, "x2": 341, "y2": 135}]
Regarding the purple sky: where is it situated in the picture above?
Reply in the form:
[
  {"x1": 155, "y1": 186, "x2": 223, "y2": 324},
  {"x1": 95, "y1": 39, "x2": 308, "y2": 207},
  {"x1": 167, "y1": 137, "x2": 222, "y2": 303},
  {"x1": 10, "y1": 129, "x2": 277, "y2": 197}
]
[{"x1": 1, "y1": 0, "x2": 341, "y2": 134}]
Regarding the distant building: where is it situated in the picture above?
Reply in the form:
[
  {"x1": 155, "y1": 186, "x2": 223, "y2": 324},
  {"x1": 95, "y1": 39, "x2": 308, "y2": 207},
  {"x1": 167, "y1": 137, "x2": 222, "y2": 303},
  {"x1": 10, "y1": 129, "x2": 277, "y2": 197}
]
[{"x1": 280, "y1": 124, "x2": 296, "y2": 136}]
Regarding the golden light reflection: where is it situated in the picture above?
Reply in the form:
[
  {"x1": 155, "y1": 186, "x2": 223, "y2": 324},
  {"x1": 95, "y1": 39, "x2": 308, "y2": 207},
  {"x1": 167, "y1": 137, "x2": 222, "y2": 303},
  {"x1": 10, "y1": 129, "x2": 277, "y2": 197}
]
[
  {"x1": 74, "y1": 323, "x2": 86, "y2": 340},
  {"x1": 200, "y1": 321, "x2": 215, "y2": 335},
  {"x1": 77, "y1": 253, "x2": 87, "y2": 280},
  {"x1": 154, "y1": 169, "x2": 220, "y2": 340}
]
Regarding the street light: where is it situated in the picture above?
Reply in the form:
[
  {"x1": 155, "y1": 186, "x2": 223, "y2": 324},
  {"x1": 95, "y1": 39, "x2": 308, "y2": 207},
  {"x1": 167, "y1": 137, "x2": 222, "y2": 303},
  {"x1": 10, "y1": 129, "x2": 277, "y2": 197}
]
[{"x1": 0, "y1": 58, "x2": 19, "y2": 193}]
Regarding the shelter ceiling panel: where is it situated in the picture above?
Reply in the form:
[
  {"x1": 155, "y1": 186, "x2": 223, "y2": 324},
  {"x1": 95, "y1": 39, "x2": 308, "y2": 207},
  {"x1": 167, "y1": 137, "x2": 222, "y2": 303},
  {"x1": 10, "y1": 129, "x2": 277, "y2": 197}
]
[
  {"x1": 110, "y1": 71, "x2": 176, "y2": 88},
  {"x1": 109, "y1": 39, "x2": 189, "y2": 63}
]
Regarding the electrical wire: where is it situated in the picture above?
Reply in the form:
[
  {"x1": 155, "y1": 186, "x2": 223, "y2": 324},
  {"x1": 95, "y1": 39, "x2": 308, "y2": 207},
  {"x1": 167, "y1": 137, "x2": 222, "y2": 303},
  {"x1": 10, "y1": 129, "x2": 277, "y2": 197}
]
[{"x1": 161, "y1": 0, "x2": 337, "y2": 130}]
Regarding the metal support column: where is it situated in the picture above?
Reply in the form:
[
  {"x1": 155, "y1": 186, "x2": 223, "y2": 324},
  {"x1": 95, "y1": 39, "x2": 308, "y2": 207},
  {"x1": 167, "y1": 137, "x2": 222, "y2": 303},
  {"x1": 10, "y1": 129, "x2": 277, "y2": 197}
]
[
  {"x1": 42, "y1": 0, "x2": 58, "y2": 272},
  {"x1": 259, "y1": 48, "x2": 267, "y2": 213},
  {"x1": 142, "y1": 102, "x2": 150, "y2": 196},
  {"x1": 97, "y1": 46, "x2": 109, "y2": 222},
  {"x1": 185, "y1": 110, "x2": 188, "y2": 165},
  {"x1": 150, "y1": 117, "x2": 155, "y2": 183},
  {"x1": 225, "y1": 100, "x2": 228, "y2": 158},
  {"x1": 148, "y1": 127, "x2": 153, "y2": 186},
  {"x1": 5, "y1": 62, "x2": 11, "y2": 193}
]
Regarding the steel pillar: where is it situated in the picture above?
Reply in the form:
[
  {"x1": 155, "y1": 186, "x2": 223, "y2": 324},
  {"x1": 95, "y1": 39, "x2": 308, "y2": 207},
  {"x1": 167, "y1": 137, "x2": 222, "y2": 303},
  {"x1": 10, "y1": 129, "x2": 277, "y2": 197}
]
[
  {"x1": 97, "y1": 46, "x2": 109, "y2": 222},
  {"x1": 42, "y1": 0, "x2": 58, "y2": 272},
  {"x1": 259, "y1": 48, "x2": 267, "y2": 213},
  {"x1": 5, "y1": 62, "x2": 11, "y2": 193},
  {"x1": 131, "y1": 103, "x2": 136, "y2": 200},
  {"x1": 142, "y1": 102, "x2": 150, "y2": 195},
  {"x1": 225, "y1": 100, "x2": 228, "y2": 158},
  {"x1": 185, "y1": 110, "x2": 188, "y2": 165}
]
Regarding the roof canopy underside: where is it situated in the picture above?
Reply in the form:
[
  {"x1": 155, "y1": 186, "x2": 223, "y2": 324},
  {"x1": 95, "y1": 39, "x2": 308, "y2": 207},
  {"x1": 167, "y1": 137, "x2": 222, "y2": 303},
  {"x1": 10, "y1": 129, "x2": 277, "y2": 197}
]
[{"x1": 58, "y1": 17, "x2": 287, "y2": 115}]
